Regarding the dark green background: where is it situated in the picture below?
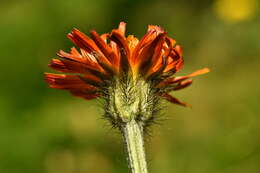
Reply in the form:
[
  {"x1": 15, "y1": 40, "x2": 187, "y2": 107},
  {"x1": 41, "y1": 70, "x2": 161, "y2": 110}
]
[{"x1": 1, "y1": 0, "x2": 260, "y2": 172}]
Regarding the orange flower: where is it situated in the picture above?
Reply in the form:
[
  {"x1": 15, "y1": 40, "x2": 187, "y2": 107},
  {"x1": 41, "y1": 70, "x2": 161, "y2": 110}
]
[{"x1": 45, "y1": 22, "x2": 209, "y2": 106}]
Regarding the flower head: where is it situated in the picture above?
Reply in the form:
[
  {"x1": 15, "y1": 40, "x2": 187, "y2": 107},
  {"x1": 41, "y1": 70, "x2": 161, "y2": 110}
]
[
  {"x1": 45, "y1": 22, "x2": 209, "y2": 124},
  {"x1": 45, "y1": 22, "x2": 208, "y2": 106}
]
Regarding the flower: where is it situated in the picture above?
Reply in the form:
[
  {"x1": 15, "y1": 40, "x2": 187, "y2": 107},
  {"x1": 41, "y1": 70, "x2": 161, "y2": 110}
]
[
  {"x1": 45, "y1": 22, "x2": 209, "y2": 107},
  {"x1": 44, "y1": 22, "x2": 210, "y2": 173}
]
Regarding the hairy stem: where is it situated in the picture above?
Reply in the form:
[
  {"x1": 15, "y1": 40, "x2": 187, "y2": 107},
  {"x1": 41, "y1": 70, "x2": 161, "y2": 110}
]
[
  {"x1": 122, "y1": 120, "x2": 148, "y2": 173},
  {"x1": 106, "y1": 77, "x2": 155, "y2": 172}
]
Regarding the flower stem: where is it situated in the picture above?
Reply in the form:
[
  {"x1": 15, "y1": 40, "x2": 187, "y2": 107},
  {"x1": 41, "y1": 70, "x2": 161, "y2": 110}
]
[{"x1": 122, "y1": 119, "x2": 148, "y2": 173}]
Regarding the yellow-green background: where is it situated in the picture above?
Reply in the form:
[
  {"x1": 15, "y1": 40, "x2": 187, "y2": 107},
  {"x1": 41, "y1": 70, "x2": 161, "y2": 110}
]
[{"x1": 1, "y1": 0, "x2": 260, "y2": 172}]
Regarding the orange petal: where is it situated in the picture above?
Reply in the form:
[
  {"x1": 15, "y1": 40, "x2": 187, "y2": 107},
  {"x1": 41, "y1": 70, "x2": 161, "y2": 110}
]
[
  {"x1": 174, "y1": 68, "x2": 210, "y2": 82},
  {"x1": 160, "y1": 93, "x2": 191, "y2": 107},
  {"x1": 69, "y1": 89, "x2": 100, "y2": 100},
  {"x1": 146, "y1": 38, "x2": 173, "y2": 77},
  {"x1": 57, "y1": 49, "x2": 85, "y2": 63},
  {"x1": 146, "y1": 55, "x2": 168, "y2": 80},
  {"x1": 158, "y1": 68, "x2": 210, "y2": 87},
  {"x1": 131, "y1": 25, "x2": 166, "y2": 69},
  {"x1": 67, "y1": 28, "x2": 100, "y2": 53},
  {"x1": 174, "y1": 45, "x2": 183, "y2": 57},
  {"x1": 165, "y1": 37, "x2": 177, "y2": 48},
  {"x1": 90, "y1": 30, "x2": 118, "y2": 66},
  {"x1": 175, "y1": 57, "x2": 184, "y2": 72},
  {"x1": 70, "y1": 47, "x2": 81, "y2": 56},
  {"x1": 110, "y1": 29, "x2": 131, "y2": 72},
  {"x1": 58, "y1": 49, "x2": 103, "y2": 72},
  {"x1": 100, "y1": 33, "x2": 109, "y2": 43},
  {"x1": 49, "y1": 59, "x2": 88, "y2": 74},
  {"x1": 164, "y1": 48, "x2": 183, "y2": 72},
  {"x1": 147, "y1": 25, "x2": 165, "y2": 33},
  {"x1": 131, "y1": 29, "x2": 157, "y2": 65},
  {"x1": 68, "y1": 28, "x2": 112, "y2": 68},
  {"x1": 110, "y1": 40, "x2": 120, "y2": 66},
  {"x1": 138, "y1": 33, "x2": 166, "y2": 76},
  {"x1": 110, "y1": 29, "x2": 130, "y2": 57},
  {"x1": 187, "y1": 68, "x2": 210, "y2": 77},
  {"x1": 44, "y1": 73, "x2": 97, "y2": 90},
  {"x1": 118, "y1": 22, "x2": 126, "y2": 36},
  {"x1": 79, "y1": 74, "x2": 103, "y2": 87},
  {"x1": 48, "y1": 59, "x2": 108, "y2": 80},
  {"x1": 127, "y1": 35, "x2": 139, "y2": 53},
  {"x1": 172, "y1": 79, "x2": 193, "y2": 91}
]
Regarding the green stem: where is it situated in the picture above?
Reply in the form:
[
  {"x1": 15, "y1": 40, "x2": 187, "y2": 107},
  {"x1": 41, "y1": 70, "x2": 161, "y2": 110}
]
[{"x1": 122, "y1": 120, "x2": 148, "y2": 173}]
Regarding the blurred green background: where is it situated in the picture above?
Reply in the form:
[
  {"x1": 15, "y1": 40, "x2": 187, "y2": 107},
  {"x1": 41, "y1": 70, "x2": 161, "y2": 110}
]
[{"x1": 1, "y1": 0, "x2": 260, "y2": 172}]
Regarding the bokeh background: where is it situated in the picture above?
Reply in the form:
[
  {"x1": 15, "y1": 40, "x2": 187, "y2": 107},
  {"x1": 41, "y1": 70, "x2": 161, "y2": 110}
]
[{"x1": 1, "y1": 0, "x2": 260, "y2": 172}]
